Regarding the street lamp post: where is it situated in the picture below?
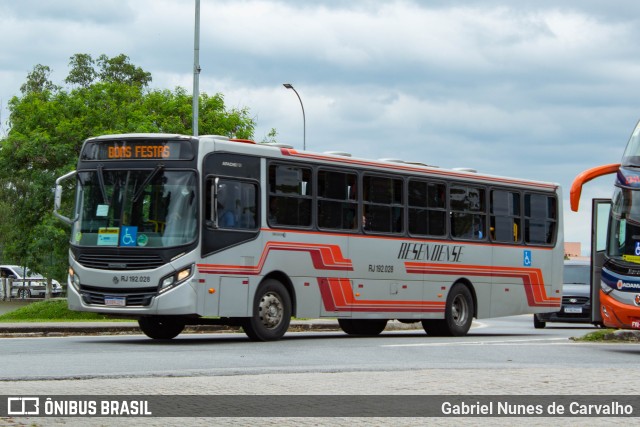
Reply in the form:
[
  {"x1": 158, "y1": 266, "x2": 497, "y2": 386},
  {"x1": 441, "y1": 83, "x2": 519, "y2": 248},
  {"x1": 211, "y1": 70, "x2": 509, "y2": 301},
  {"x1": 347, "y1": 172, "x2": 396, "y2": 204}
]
[
  {"x1": 283, "y1": 83, "x2": 306, "y2": 150},
  {"x1": 192, "y1": 0, "x2": 201, "y2": 136}
]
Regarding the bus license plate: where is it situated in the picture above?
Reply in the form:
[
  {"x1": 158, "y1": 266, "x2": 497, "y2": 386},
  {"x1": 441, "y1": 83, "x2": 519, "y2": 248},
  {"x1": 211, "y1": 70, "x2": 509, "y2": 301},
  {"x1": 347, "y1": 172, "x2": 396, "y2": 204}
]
[
  {"x1": 104, "y1": 296, "x2": 126, "y2": 307},
  {"x1": 564, "y1": 306, "x2": 582, "y2": 314}
]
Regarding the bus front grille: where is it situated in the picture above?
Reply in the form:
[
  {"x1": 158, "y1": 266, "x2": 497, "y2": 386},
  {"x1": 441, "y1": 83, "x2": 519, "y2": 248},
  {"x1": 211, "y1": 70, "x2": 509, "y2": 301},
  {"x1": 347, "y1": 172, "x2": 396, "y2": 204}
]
[
  {"x1": 79, "y1": 285, "x2": 157, "y2": 307},
  {"x1": 77, "y1": 254, "x2": 164, "y2": 271}
]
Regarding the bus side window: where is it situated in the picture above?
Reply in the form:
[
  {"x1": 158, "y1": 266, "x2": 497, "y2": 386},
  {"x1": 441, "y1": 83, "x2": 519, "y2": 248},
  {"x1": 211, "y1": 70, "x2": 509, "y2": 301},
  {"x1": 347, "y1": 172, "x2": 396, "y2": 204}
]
[
  {"x1": 490, "y1": 189, "x2": 520, "y2": 243},
  {"x1": 206, "y1": 178, "x2": 258, "y2": 230}
]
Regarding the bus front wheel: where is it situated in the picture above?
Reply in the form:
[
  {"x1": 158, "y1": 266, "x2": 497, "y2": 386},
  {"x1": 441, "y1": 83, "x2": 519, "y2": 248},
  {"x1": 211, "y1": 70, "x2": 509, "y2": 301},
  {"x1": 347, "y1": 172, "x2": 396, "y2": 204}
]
[
  {"x1": 338, "y1": 319, "x2": 388, "y2": 336},
  {"x1": 138, "y1": 316, "x2": 185, "y2": 340},
  {"x1": 422, "y1": 283, "x2": 474, "y2": 336},
  {"x1": 243, "y1": 279, "x2": 291, "y2": 341},
  {"x1": 533, "y1": 314, "x2": 546, "y2": 329}
]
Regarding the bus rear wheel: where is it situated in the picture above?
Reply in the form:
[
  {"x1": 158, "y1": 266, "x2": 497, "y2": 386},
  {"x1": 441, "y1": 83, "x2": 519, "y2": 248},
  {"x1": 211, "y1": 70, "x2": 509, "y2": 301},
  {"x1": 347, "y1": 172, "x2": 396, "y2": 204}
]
[
  {"x1": 422, "y1": 283, "x2": 473, "y2": 337},
  {"x1": 243, "y1": 279, "x2": 291, "y2": 341},
  {"x1": 138, "y1": 316, "x2": 185, "y2": 340},
  {"x1": 338, "y1": 319, "x2": 388, "y2": 336}
]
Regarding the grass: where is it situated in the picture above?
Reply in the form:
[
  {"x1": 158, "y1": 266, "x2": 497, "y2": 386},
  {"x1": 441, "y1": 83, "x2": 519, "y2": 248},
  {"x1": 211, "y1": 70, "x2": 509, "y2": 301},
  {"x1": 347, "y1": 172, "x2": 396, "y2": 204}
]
[
  {"x1": 571, "y1": 328, "x2": 640, "y2": 343},
  {"x1": 0, "y1": 299, "x2": 132, "y2": 322}
]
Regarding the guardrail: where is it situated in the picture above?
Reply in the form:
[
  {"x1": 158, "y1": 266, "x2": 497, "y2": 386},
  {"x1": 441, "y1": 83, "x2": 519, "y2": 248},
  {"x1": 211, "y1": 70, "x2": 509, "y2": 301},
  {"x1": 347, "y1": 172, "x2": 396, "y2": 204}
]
[{"x1": 0, "y1": 278, "x2": 59, "y2": 301}]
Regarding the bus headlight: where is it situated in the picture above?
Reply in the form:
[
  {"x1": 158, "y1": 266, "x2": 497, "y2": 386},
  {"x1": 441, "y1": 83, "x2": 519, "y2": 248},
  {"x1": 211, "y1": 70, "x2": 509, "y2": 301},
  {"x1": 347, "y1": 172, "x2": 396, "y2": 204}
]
[
  {"x1": 601, "y1": 280, "x2": 614, "y2": 295},
  {"x1": 159, "y1": 265, "x2": 194, "y2": 294},
  {"x1": 69, "y1": 267, "x2": 81, "y2": 291}
]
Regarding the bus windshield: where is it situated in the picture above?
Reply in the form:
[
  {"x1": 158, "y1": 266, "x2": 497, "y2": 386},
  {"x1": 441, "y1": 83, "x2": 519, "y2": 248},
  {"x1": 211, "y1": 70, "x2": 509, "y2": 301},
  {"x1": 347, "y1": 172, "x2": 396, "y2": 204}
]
[
  {"x1": 622, "y1": 120, "x2": 640, "y2": 166},
  {"x1": 607, "y1": 186, "x2": 640, "y2": 262},
  {"x1": 71, "y1": 169, "x2": 197, "y2": 248}
]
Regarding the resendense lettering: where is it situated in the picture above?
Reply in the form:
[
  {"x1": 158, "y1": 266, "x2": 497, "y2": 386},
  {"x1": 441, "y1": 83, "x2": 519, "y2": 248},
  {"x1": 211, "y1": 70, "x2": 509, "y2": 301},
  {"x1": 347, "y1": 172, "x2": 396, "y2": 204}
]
[{"x1": 398, "y1": 242, "x2": 464, "y2": 263}]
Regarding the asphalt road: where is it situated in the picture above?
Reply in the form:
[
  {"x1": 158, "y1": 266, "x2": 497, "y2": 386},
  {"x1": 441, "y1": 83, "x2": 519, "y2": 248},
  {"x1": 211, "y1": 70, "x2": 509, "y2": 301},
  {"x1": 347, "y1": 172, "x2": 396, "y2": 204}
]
[
  {"x1": 1, "y1": 315, "x2": 638, "y2": 426},
  {"x1": 0, "y1": 315, "x2": 626, "y2": 380}
]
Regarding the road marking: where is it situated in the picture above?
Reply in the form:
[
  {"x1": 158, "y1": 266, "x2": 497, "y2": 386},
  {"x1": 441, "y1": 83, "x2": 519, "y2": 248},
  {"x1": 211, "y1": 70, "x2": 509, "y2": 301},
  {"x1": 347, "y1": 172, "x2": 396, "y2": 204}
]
[{"x1": 381, "y1": 337, "x2": 569, "y2": 347}]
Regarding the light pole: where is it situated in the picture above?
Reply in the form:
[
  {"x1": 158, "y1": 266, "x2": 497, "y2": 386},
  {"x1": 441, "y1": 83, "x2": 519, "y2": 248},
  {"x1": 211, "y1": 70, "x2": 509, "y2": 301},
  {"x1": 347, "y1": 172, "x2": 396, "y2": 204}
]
[
  {"x1": 283, "y1": 83, "x2": 306, "y2": 150},
  {"x1": 192, "y1": 0, "x2": 201, "y2": 136}
]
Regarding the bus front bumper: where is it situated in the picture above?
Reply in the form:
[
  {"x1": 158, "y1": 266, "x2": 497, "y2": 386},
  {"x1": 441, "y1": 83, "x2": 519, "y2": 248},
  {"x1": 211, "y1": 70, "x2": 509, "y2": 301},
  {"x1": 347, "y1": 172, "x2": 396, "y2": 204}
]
[
  {"x1": 599, "y1": 291, "x2": 640, "y2": 330},
  {"x1": 66, "y1": 277, "x2": 200, "y2": 316}
]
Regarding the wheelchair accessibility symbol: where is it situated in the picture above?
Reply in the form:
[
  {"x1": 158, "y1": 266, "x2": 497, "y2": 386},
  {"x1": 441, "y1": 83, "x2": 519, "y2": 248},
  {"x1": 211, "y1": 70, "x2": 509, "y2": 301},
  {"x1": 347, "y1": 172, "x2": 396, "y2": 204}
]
[
  {"x1": 120, "y1": 226, "x2": 138, "y2": 247},
  {"x1": 523, "y1": 250, "x2": 532, "y2": 267}
]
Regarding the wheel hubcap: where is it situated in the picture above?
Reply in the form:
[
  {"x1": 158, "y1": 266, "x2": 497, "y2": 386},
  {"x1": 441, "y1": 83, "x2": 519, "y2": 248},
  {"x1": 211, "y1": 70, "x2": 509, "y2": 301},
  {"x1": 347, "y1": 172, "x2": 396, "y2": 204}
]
[
  {"x1": 452, "y1": 295, "x2": 469, "y2": 326},
  {"x1": 258, "y1": 292, "x2": 283, "y2": 329}
]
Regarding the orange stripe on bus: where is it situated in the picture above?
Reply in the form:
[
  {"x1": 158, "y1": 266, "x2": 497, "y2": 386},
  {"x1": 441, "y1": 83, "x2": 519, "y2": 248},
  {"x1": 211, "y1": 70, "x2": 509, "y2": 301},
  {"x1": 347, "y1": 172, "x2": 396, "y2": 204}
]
[
  {"x1": 318, "y1": 278, "x2": 446, "y2": 313},
  {"x1": 198, "y1": 241, "x2": 353, "y2": 275},
  {"x1": 404, "y1": 262, "x2": 560, "y2": 307}
]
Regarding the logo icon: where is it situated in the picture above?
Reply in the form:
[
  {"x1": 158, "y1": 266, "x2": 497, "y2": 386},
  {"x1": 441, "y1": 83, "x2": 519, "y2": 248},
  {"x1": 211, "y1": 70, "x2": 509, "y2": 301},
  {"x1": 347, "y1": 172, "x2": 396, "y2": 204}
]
[
  {"x1": 7, "y1": 397, "x2": 40, "y2": 415},
  {"x1": 635, "y1": 294, "x2": 640, "y2": 306},
  {"x1": 113, "y1": 276, "x2": 119, "y2": 285},
  {"x1": 617, "y1": 280, "x2": 624, "y2": 290},
  {"x1": 523, "y1": 250, "x2": 532, "y2": 267}
]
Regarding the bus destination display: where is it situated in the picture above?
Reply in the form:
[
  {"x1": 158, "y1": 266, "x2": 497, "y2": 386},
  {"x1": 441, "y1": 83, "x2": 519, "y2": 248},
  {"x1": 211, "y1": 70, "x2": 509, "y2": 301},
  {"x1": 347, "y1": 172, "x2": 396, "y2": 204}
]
[{"x1": 81, "y1": 140, "x2": 194, "y2": 161}]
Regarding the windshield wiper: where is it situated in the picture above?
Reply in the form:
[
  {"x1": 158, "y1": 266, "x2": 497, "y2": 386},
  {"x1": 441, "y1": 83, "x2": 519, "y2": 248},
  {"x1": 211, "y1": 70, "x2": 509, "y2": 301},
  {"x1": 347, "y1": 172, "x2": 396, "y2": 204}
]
[
  {"x1": 133, "y1": 165, "x2": 164, "y2": 203},
  {"x1": 96, "y1": 165, "x2": 109, "y2": 205}
]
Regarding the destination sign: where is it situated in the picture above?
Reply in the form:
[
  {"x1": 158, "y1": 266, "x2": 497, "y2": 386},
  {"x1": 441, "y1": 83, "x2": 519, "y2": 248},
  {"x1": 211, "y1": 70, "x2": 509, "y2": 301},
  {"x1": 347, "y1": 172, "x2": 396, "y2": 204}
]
[{"x1": 80, "y1": 140, "x2": 194, "y2": 161}]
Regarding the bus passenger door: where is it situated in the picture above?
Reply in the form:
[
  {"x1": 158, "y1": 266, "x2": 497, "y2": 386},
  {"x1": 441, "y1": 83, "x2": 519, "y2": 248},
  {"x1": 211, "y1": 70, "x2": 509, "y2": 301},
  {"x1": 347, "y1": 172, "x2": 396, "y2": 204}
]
[{"x1": 590, "y1": 198, "x2": 611, "y2": 325}]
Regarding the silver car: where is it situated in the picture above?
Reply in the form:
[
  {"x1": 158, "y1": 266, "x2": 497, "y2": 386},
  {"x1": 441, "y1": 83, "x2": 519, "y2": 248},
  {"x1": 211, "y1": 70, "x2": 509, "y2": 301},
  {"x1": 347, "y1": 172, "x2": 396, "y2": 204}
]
[
  {"x1": 0, "y1": 265, "x2": 62, "y2": 298},
  {"x1": 533, "y1": 260, "x2": 592, "y2": 328}
]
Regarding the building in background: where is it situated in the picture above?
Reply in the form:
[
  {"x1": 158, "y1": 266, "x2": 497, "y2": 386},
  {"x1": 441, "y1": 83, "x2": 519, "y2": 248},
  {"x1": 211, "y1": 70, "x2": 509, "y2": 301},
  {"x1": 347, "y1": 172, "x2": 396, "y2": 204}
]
[{"x1": 564, "y1": 242, "x2": 588, "y2": 260}]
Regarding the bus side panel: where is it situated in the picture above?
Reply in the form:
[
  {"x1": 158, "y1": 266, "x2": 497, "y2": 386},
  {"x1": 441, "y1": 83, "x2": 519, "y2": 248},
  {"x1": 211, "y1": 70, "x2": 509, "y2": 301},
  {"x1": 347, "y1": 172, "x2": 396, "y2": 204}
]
[
  {"x1": 489, "y1": 246, "x2": 562, "y2": 318},
  {"x1": 347, "y1": 235, "x2": 428, "y2": 320}
]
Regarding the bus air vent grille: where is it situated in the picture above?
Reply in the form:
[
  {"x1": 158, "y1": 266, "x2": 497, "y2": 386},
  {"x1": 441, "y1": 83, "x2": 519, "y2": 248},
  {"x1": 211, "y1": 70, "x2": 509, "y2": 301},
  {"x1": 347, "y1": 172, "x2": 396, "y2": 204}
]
[{"x1": 77, "y1": 254, "x2": 164, "y2": 271}]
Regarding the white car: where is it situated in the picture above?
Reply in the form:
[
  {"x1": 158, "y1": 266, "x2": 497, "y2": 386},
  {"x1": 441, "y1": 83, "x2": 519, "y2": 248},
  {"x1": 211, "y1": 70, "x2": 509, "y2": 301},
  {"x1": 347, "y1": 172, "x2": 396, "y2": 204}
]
[{"x1": 0, "y1": 265, "x2": 62, "y2": 298}]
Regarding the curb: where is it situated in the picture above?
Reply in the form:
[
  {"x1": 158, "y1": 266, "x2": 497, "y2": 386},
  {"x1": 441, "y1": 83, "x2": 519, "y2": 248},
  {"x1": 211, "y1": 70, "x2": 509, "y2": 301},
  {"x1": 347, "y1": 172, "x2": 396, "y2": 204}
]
[{"x1": 0, "y1": 320, "x2": 420, "y2": 337}]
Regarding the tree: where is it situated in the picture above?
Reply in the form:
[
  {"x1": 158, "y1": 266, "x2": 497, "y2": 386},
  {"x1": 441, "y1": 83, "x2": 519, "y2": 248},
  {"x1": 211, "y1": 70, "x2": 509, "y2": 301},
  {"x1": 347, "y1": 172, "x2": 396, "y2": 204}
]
[
  {"x1": 65, "y1": 53, "x2": 96, "y2": 88},
  {"x1": 19, "y1": 64, "x2": 59, "y2": 95},
  {"x1": 97, "y1": 54, "x2": 151, "y2": 87},
  {"x1": 0, "y1": 53, "x2": 257, "y2": 281}
]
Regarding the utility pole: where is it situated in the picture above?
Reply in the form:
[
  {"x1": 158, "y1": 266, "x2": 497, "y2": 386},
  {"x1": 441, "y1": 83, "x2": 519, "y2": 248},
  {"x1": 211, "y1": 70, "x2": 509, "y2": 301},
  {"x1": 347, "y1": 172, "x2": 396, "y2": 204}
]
[{"x1": 192, "y1": 0, "x2": 201, "y2": 136}]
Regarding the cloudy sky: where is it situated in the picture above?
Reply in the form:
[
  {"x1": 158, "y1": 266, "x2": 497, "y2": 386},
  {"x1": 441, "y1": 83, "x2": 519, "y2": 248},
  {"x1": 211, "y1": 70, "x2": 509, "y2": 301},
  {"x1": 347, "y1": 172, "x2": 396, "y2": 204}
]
[{"x1": 2, "y1": 0, "x2": 640, "y2": 254}]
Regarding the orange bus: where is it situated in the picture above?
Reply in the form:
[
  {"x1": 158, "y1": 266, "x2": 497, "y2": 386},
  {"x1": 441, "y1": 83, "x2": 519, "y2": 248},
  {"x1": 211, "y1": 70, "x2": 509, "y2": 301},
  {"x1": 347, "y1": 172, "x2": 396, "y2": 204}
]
[{"x1": 571, "y1": 120, "x2": 640, "y2": 330}]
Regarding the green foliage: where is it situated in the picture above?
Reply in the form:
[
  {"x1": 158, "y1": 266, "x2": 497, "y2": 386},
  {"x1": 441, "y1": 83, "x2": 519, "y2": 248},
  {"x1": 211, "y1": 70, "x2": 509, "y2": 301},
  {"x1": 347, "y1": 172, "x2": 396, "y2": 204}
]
[
  {"x1": 0, "y1": 299, "x2": 121, "y2": 322},
  {"x1": 0, "y1": 53, "x2": 257, "y2": 280},
  {"x1": 569, "y1": 328, "x2": 640, "y2": 342}
]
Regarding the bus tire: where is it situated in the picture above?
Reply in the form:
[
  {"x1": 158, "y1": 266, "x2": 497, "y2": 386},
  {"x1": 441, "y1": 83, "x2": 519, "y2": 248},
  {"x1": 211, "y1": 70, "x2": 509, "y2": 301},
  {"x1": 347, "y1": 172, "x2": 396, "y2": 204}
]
[
  {"x1": 338, "y1": 319, "x2": 388, "y2": 336},
  {"x1": 243, "y1": 279, "x2": 291, "y2": 341},
  {"x1": 422, "y1": 283, "x2": 473, "y2": 336},
  {"x1": 138, "y1": 316, "x2": 185, "y2": 340},
  {"x1": 533, "y1": 315, "x2": 546, "y2": 329}
]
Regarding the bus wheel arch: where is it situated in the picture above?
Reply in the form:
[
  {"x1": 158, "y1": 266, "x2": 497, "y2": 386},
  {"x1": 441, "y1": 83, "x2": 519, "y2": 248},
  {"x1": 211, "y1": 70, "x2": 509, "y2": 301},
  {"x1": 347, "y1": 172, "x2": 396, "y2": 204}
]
[
  {"x1": 262, "y1": 271, "x2": 297, "y2": 317},
  {"x1": 243, "y1": 276, "x2": 292, "y2": 341}
]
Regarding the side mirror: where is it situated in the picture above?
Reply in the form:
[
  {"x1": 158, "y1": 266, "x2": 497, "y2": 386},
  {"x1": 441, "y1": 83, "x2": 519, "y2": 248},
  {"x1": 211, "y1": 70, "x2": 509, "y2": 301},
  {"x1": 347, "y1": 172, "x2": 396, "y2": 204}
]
[{"x1": 53, "y1": 170, "x2": 77, "y2": 224}]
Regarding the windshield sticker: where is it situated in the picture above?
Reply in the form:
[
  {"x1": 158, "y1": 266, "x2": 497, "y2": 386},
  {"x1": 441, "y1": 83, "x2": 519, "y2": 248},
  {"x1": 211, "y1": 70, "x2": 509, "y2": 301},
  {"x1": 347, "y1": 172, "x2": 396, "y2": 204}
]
[
  {"x1": 120, "y1": 226, "x2": 138, "y2": 247},
  {"x1": 97, "y1": 227, "x2": 119, "y2": 246},
  {"x1": 137, "y1": 234, "x2": 149, "y2": 247},
  {"x1": 96, "y1": 204, "x2": 109, "y2": 217},
  {"x1": 623, "y1": 254, "x2": 640, "y2": 264}
]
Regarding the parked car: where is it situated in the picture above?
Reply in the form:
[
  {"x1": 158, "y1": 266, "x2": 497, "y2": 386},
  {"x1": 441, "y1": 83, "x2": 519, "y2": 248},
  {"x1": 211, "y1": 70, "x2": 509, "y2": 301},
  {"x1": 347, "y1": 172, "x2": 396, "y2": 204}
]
[
  {"x1": 0, "y1": 265, "x2": 62, "y2": 298},
  {"x1": 533, "y1": 260, "x2": 592, "y2": 328}
]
